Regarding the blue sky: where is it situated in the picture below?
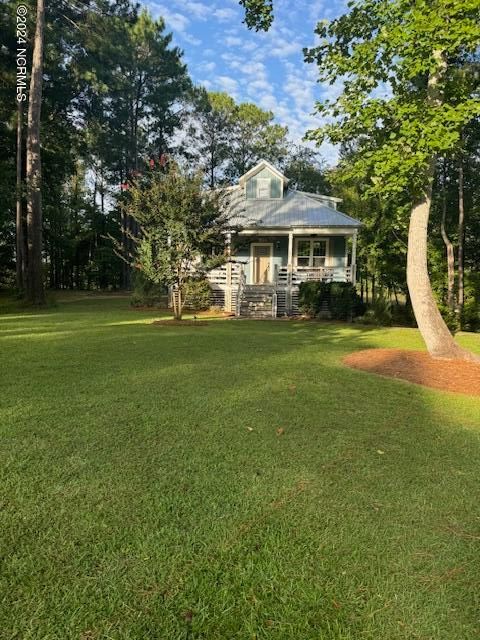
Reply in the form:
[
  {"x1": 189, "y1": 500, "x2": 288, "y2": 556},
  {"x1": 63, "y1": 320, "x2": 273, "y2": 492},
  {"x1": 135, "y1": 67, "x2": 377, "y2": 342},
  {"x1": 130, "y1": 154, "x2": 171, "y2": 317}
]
[{"x1": 145, "y1": 0, "x2": 348, "y2": 164}]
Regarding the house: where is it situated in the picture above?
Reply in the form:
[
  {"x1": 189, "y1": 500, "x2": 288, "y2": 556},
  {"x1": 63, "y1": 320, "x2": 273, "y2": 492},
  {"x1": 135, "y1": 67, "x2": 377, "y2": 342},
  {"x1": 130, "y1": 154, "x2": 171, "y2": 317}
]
[{"x1": 207, "y1": 160, "x2": 362, "y2": 317}]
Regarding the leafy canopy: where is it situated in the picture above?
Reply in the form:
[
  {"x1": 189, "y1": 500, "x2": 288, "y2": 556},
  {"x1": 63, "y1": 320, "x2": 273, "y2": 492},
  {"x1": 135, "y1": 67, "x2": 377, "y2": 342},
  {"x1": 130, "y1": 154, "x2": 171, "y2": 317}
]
[
  {"x1": 125, "y1": 164, "x2": 234, "y2": 289},
  {"x1": 302, "y1": 0, "x2": 480, "y2": 198},
  {"x1": 241, "y1": 0, "x2": 480, "y2": 198}
]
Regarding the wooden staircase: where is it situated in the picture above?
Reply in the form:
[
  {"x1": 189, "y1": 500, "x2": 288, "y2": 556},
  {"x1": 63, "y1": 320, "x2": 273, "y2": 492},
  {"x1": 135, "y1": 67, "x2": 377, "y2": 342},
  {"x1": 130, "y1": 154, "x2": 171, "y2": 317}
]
[{"x1": 239, "y1": 284, "x2": 275, "y2": 318}]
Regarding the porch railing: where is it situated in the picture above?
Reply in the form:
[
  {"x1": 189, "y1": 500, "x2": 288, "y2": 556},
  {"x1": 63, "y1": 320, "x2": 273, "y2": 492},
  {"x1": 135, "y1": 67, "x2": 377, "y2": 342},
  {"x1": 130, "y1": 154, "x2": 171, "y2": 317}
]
[
  {"x1": 207, "y1": 261, "x2": 243, "y2": 285},
  {"x1": 236, "y1": 265, "x2": 246, "y2": 317},
  {"x1": 276, "y1": 266, "x2": 352, "y2": 285}
]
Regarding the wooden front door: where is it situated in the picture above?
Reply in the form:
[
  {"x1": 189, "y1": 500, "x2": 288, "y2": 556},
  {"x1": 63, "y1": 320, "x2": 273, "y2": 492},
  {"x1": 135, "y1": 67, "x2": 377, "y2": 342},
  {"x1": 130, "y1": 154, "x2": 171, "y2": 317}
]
[{"x1": 252, "y1": 244, "x2": 272, "y2": 283}]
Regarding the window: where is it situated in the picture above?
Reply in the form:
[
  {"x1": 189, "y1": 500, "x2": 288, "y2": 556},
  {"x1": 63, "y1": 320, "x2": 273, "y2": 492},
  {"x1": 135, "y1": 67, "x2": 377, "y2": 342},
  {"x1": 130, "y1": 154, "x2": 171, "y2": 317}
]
[
  {"x1": 257, "y1": 178, "x2": 271, "y2": 199},
  {"x1": 296, "y1": 239, "x2": 328, "y2": 268}
]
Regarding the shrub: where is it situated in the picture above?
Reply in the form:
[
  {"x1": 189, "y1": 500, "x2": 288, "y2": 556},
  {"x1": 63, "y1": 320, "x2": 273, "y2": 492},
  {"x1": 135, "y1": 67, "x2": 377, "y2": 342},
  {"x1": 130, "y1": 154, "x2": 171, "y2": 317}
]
[
  {"x1": 355, "y1": 296, "x2": 393, "y2": 326},
  {"x1": 391, "y1": 303, "x2": 416, "y2": 327},
  {"x1": 131, "y1": 271, "x2": 166, "y2": 308},
  {"x1": 298, "y1": 281, "x2": 365, "y2": 320},
  {"x1": 461, "y1": 299, "x2": 480, "y2": 332},
  {"x1": 183, "y1": 278, "x2": 212, "y2": 312},
  {"x1": 438, "y1": 303, "x2": 460, "y2": 333}
]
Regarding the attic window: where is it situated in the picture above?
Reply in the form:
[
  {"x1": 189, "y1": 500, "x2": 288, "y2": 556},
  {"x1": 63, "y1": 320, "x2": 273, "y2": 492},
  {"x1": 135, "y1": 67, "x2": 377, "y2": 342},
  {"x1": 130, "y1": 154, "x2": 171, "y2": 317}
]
[{"x1": 257, "y1": 178, "x2": 271, "y2": 199}]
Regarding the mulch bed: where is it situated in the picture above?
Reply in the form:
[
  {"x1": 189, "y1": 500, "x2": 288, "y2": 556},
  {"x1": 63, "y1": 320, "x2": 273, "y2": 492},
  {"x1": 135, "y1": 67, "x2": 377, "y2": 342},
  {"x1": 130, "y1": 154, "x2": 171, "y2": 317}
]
[{"x1": 343, "y1": 348, "x2": 480, "y2": 396}]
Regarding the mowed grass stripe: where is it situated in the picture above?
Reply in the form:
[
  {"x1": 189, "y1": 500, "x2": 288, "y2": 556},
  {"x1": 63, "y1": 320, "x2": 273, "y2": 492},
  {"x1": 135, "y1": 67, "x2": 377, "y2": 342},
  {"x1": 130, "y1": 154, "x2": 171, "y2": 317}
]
[{"x1": 1, "y1": 295, "x2": 479, "y2": 639}]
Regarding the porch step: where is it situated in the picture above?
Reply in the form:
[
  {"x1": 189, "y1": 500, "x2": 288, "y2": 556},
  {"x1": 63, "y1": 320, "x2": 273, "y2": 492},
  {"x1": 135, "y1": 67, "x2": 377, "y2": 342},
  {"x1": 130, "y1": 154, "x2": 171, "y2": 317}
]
[{"x1": 239, "y1": 284, "x2": 275, "y2": 318}]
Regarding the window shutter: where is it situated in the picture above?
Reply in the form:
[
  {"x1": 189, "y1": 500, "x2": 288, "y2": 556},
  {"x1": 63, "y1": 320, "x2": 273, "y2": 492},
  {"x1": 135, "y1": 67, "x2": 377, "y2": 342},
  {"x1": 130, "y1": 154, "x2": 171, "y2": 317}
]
[
  {"x1": 246, "y1": 178, "x2": 257, "y2": 199},
  {"x1": 270, "y1": 177, "x2": 281, "y2": 198}
]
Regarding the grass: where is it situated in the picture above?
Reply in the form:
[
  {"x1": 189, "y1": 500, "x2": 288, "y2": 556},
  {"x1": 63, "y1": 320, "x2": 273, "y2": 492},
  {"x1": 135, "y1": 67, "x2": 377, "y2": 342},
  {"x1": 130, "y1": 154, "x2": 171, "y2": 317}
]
[{"x1": 1, "y1": 292, "x2": 480, "y2": 639}]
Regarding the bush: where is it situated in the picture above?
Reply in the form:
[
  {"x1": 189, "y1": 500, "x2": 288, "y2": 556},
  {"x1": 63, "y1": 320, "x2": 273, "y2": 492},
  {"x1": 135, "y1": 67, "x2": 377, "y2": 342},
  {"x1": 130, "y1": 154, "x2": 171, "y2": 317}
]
[
  {"x1": 131, "y1": 271, "x2": 166, "y2": 308},
  {"x1": 391, "y1": 303, "x2": 416, "y2": 327},
  {"x1": 298, "y1": 281, "x2": 365, "y2": 320},
  {"x1": 461, "y1": 299, "x2": 480, "y2": 332},
  {"x1": 183, "y1": 278, "x2": 212, "y2": 312},
  {"x1": 438, "y1": 303, "x2": 460, "y2": 333},
  {"x1": 355, "y1": 296, "x2": 393, "y2": 326}
]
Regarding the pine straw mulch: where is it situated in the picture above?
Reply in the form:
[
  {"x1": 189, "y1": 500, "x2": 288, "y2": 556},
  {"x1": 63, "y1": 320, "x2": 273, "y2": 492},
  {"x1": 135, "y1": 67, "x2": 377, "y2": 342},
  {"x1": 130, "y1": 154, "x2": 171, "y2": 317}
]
[{"x1": 343, "y1": 348, "x2": 480, "y2": 396}]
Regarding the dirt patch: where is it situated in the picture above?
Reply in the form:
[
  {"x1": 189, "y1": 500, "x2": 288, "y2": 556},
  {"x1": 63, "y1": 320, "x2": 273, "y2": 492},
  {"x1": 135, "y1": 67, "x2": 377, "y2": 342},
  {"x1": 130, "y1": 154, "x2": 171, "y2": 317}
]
[
  {"x1": 343, "y1": 348, "x2": 480, "y2": 396},
  {"x1": 152, "y1": 319, "x2": 210, "y2": 327}
]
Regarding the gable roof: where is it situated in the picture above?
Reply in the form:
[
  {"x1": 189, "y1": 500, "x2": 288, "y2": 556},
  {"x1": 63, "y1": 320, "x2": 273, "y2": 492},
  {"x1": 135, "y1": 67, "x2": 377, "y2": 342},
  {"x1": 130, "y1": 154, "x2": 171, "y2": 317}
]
[
  {"x1": 238, "y1": 160, "x2": 289, "y2": 187},
  {"x1": 228, "y1": 188, "x2": 361, "y2": 229}
]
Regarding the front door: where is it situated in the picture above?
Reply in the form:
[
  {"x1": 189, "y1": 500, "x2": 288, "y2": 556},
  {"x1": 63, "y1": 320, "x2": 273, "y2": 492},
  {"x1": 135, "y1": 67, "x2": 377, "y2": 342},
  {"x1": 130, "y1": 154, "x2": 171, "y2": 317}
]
[{"x1": 252, "y1": 244, "x2": 272, "y2": 283}]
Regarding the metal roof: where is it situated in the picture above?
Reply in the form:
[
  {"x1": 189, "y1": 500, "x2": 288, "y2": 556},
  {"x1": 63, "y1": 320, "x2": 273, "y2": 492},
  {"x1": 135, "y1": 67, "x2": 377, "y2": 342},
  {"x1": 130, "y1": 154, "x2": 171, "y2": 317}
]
[{"x1": 228, "y1": 188, "x2": 362, "y2": 229}]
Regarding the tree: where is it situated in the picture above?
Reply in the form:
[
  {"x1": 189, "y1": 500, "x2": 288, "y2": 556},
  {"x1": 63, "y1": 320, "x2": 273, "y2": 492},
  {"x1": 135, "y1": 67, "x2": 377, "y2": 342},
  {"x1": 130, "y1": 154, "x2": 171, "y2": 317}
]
[
  {"x1": 123, "y1": 163, "x2": 233, "y2": 320},
  {"x1": 25, "y1": 0, "x2": 46, "y2": 304},
  {"x1": 242, "y1": 0, "x2": 480, "y2": 360},
  {"x1": 227, "y1": 102, "x2": 288, "y2": 179},
  {"x1": 187, "y1": 90, "x2": 236, "y2": 188},
  {"x1": 283, "y1": 145, "x2": 330, "y2": 194}
]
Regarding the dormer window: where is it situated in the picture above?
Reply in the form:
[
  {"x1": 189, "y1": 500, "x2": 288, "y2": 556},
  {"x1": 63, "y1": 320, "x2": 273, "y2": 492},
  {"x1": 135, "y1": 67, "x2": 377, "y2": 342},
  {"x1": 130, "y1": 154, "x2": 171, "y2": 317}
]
[{"x1": 257, "y1": 178, "x2": 271, "y2": 199}]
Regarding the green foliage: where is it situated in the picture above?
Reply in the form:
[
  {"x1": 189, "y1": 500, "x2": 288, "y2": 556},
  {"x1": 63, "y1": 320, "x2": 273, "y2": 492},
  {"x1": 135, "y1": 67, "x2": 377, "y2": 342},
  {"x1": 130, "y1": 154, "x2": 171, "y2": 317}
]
[
  {"x1": 437, "y1": 303, "x2": 460, "y2": 333},
  {"x1": 188, "y1": 90, "x2": 289, "y2": 185},
  {"x1": 183, "y1": 278, "x2": 212, "y2": 311},
  {"x1": 227, "y1": 102, "x2": 288, "y2": 179},
  {"x1": 461, "y1": 299, "x2": 480, "y2": 333},
  {"x1": 124, "y1": 163, "x2": 232, "y2": 318},
  {"x1": 130, "y1": 270, "x2": 166, "y2": 308},
  {"x1": 356, "y1": 295, "x2": 393, "y2": 327},
  {"x1": 240, "y1": 0, "x2": 273, "y2": 31},
  {"x1": 283, "y1": 145, "x2": 330, "y2": 194},
  {"x1": 298, "y1": 281, "x2": 365, "y2": 320},
  {"x1": 187, "y1": 91, "x2": 237, "y2": 187},
  {"x1": 303, "y1": 0, "x2": 480, "y2": 200},
  {"x1": 0, "y1": 0, "x2": 191, "y2": 292}
]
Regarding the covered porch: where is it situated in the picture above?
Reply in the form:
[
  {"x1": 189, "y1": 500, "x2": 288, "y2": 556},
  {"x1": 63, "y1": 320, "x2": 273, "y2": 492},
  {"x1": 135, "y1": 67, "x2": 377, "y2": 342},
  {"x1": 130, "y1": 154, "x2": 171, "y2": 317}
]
[{"x1": 207, "y1": 228, "x2": 358, "y2": 316}]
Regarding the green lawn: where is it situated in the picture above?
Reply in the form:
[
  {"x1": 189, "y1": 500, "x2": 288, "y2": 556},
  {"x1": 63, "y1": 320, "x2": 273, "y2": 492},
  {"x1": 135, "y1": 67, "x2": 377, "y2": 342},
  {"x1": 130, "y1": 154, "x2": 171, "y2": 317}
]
[{"x1": 1, "y1": 294, "x2": 480, "y2": 640}]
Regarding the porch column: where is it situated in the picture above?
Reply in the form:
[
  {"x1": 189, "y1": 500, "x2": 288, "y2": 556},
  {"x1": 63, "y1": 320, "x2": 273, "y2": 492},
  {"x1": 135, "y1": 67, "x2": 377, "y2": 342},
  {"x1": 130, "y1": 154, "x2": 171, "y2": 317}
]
[
  {"x1": 225, "y1": 232, "x2": 232, "y2": 312},
  {"x1": 287, "y1": 231, "x2": 294, "y2": 314},
  {"x1": 351, "y1": 230, "x2": 357, "y2": 285}
]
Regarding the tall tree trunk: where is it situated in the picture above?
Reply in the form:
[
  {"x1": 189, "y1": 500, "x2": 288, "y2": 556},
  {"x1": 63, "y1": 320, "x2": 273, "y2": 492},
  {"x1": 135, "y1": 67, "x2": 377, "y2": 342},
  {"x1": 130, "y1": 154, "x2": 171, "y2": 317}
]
[
  {"x1": 457, "y1": 158, "x2": 465, "y2": 313},
  {"x1": 16, "y1": 100, "x2": 26, "y2": 291},
  {"x1": 406, "y1": 50, "x2": 477, "y2": 361},
  {"x1": 407, "y1": 158, "x2": 472, "y2": 360},
  {"x1": 440, "y1": 161, "x2": 455, "y2": 310},
  {"x1": 25, "y1": 0, "x2": 45, "y2": 305}
]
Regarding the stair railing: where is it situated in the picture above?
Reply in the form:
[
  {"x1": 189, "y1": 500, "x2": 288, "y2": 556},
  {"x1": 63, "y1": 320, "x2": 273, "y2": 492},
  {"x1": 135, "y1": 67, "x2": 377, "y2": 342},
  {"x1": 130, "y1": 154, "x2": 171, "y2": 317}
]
[
  {"x1": 236, "y1": 265, "x2": 246, "y2": 317},
  {"x1": 272, "y1": 264, "x2": 278, "y2": 318}
]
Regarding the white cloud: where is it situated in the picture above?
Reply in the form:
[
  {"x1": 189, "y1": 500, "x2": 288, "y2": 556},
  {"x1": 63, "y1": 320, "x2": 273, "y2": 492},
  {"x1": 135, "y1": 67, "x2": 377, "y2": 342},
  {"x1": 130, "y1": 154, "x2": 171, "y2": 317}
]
[
  {"x1": 216, "y1": 75, "x2": 240, "y2": 97},
  {"x1": 182, "y1": 33, "x2": 202, "y2": 45},
  {"x1": 224, "y1": 36, "x2": 243, "y2": 47},
  {"x1": 153, "y1": 5, "x2": 190, "y2": 33},
  {"x1": 213, "y1": 7, "x2": 237, "y2": 21},
  {"x1": 173, "y1": 0, "x2": 209, "y2": 20},
  {"x1": 197, "y1": 61, "x2": 216, "y2": 73}
]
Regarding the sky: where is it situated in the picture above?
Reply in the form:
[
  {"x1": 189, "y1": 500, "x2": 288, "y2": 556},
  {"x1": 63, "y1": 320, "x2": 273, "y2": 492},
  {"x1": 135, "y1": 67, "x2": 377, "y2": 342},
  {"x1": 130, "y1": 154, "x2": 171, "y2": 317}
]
[{"x1": 145, "y1": 0, "x2": 348, "y2": 164}]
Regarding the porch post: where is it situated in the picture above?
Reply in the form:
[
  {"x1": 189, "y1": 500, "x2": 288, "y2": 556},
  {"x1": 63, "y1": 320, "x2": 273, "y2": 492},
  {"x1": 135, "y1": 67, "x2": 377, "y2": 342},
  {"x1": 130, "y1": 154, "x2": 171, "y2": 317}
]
[
  {"x1": 225, "y1": 232, "x2": 232, "y2": 312},
  {"x1": 351, "y1": 230, "x2": 357, "y2": 286},
  {"x1": 287, "y1": 231, "x2": 294, "y2": 314}
]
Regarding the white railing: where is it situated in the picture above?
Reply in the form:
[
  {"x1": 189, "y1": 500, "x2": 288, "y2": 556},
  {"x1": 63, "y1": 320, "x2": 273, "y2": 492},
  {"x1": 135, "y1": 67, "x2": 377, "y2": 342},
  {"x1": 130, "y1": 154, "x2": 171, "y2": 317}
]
[
  {"x1": 276, "y1": 266, "x2": 353, "y2": 285},
  {"x1": 236, "y1": 266, "x2": 246, "y2": 317},
  {"x1": 207, "y1": 261, "x2": 243, "y2": 285}
]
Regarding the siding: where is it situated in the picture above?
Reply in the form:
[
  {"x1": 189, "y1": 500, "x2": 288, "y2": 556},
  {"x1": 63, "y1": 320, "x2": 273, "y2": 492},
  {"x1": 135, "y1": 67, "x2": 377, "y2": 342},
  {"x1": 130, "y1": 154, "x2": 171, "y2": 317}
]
[
  {"x1": 245, "y1": 167, "x2": 283, "y2": 200},
  {"x1": 232, "y1": 235, "x2": 345, "y2": 284}
]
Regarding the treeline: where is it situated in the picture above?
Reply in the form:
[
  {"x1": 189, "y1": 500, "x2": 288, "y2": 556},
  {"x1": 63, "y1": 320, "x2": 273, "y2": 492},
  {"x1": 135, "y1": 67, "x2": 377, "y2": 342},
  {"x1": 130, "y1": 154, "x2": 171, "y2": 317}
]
[
  {"x1": 330, "y1": 121, "x2": 480, "y2": 329},
  {"x1": 0, "y1": 0, "x2": 326, "y2": 295}
]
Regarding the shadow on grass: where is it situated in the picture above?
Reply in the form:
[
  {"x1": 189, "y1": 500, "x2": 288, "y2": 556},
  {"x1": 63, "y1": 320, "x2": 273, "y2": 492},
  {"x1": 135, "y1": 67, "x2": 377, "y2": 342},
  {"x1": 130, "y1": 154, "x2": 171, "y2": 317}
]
[{"x1": 1, "y1": 301, "x2": 480, "y2": 638}]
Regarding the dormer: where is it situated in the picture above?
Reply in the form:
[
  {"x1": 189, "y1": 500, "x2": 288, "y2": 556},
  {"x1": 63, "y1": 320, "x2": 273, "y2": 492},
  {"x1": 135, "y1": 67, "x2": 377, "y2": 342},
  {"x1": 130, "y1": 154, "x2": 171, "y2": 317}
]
[{"x1": 239, "y1": 160, "x2": 289, "y2": 200}]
